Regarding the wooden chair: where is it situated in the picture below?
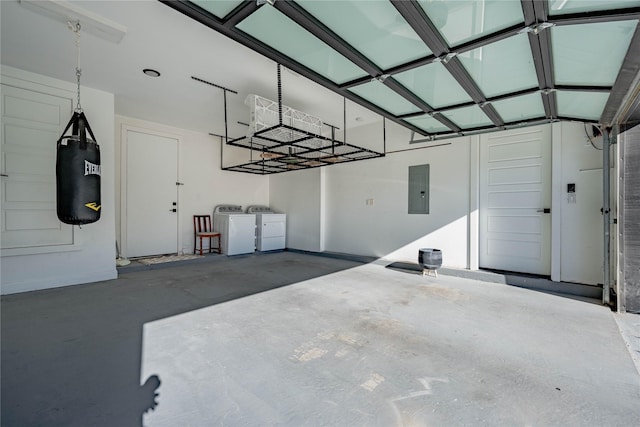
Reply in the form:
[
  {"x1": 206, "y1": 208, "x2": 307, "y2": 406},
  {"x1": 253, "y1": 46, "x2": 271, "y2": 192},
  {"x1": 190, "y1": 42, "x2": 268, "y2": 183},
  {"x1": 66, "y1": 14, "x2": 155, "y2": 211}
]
[{"x1": 193, "y1": 215, "x2": 221, "y2": 255}]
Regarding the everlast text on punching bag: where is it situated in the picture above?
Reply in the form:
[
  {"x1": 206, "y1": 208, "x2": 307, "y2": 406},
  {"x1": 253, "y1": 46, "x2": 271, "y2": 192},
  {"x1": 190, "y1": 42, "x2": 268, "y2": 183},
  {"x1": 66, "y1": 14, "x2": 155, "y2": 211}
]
[{"x1": 56, "y1": 111, "x2": 101, "y2": 225}]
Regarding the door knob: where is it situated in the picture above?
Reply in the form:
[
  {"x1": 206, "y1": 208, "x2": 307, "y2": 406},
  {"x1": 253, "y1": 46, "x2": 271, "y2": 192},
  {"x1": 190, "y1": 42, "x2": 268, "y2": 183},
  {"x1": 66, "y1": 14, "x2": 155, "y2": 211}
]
[{"x1": 536, "y1": 208, "x2": 551, "y2": 213}]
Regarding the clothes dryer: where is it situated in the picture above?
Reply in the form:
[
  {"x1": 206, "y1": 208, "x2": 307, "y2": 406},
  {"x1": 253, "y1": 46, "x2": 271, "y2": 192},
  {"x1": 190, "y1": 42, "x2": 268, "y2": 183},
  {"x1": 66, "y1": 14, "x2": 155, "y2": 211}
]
[{"x1": 246, "y1": 206, "x2": 286, "y2": 251}]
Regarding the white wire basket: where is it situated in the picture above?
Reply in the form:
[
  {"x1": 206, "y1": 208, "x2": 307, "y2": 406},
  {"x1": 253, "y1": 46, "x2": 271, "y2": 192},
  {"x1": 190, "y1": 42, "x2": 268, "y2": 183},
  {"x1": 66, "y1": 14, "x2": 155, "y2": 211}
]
[{"x1": 245, "y1": 94, "x2": 323, "y2": 137}]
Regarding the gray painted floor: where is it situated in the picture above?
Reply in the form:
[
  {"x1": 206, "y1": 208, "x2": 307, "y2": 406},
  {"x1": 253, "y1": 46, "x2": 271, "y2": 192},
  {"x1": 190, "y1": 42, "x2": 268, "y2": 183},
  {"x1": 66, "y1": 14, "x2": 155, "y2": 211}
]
[{"x1": 2, "y1": 251, "x2": 639, "y2": 427}]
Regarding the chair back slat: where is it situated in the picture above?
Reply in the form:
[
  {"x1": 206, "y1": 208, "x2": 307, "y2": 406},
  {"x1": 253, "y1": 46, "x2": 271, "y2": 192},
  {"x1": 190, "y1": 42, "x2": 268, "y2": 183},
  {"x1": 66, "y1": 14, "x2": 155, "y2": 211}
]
[{"x1": 193, "y1": 215, "x2": 212, "y2": 233}]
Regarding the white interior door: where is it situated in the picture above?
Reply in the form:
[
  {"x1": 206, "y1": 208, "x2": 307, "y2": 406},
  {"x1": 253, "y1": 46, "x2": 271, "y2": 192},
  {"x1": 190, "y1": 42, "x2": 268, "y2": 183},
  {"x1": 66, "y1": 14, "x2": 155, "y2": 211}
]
[
  {"x1": 564, "y1": 169, "x2": 604, "y2": 285},
  {"x1": 1, "y1": 84, "x2": 74, "y2": 249},
  {"x1": 125, "y1": 130, "x2": 178, "y2": 258},
  {"x1": 479, "y1": 126, "x2": 551, "y2": 275}
]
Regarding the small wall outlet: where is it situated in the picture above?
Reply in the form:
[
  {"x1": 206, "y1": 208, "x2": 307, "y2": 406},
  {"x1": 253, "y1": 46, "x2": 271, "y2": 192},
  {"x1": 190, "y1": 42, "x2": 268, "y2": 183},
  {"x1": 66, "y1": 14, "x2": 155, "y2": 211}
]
[{"x1": 366, "y1": 198, "x2": 375, "y2": 206}]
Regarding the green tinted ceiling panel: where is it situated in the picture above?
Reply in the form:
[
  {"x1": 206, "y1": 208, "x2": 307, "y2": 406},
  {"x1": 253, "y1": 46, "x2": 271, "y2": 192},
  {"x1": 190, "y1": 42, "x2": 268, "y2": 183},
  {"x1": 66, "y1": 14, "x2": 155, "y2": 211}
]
[
  {"x1": 173, "y1": 0, "x2": 640, "y2": 144},
  {"x1": 348, "y1": 81, "x2": 421, "y2": 116},
  {"x1": 237, "y1": 5, "x2": 367, "y2": 84},
  {"x1": 556, "y1": 91, "x2": 610, "y2": 120},
  {"x1": 492, "y1": 93, "x2": 545, "y2": 123},
  {"x1": 191, "y1": 0, "x2": 244, "y2": 19},
  {"x1": 549, "y1": 0, "x2": 640, "y2": 15},
  {"x1": 553, "y1": 20, "x2": 638, "y2": 86},
  {"x1": 417, "y1": 0, "x2": 524, "y2": 47},
  {"x1": 394, "y1": 62, "x2": 472, "y2": 108},
  {"x1": 441, "y1": 105, "x2": 493, "y2": 129},
  {"x1": 295, "y1": 0, "x2": 431, "y2": 70},
  {"x1": 404, "y1": 114, "x2": 451, "y2": 133},
  {"x1": 459, "y1": 34, "x2": 538, "y2": 97}
]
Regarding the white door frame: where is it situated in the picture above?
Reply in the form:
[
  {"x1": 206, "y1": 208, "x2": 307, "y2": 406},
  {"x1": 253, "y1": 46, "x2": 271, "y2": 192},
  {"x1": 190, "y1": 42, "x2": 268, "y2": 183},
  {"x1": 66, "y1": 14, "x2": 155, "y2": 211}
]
[
  {"x1": 468, "y1": 135, "x2": 480, "y2": 270},
  {"x1": 477, "y1": 125, "x2": 552, "y2": 275},
  {"x1": 550, "y1": 123, "x2": 562, "y2": 282},
  {"x1": 119, "y1": 124, "x2": 182, "y2": 258},
  {"x1": 469, "y1": 123, "x2": 560, "y2": 280}
]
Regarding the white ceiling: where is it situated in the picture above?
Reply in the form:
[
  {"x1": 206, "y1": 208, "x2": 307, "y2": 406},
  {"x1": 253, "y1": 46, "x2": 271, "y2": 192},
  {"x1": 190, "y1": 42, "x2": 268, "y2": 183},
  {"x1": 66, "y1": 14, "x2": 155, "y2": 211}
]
[{"x1": 0, "y1": 0, "x2": 381, "y2": 139}]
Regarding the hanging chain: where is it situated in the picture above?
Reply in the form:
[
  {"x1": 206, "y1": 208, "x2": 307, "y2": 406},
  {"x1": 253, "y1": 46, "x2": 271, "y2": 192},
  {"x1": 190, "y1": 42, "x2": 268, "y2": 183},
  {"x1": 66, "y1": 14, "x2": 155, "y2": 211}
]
[
  {"x1": 69, "y1": 21, "x2": 82, "y2": 112},
  {"x1": 277, "y1": 63, "x2": 282, "y2": 126}
]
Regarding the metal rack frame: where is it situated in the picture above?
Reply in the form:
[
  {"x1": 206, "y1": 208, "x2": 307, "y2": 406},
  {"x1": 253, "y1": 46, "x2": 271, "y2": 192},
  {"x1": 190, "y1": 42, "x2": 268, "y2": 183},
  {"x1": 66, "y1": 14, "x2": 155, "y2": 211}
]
[{"x1": 225, "y1": 122, "x2": 384, "y2": 175}]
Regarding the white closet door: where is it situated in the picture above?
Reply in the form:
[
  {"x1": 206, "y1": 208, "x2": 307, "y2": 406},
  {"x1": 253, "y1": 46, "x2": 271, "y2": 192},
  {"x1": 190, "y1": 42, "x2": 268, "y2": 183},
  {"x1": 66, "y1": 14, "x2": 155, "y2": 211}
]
[
  {"x1": 1, "y1": 84, "x2": 73, "y2": 249},
  {"x1": 125, "y1": 130, "x2": 178, "y2": 258}
]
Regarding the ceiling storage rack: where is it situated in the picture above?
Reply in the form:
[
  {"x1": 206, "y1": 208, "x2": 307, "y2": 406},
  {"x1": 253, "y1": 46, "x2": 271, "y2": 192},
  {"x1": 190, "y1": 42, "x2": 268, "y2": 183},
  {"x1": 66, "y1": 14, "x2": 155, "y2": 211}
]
[
  {"x1": 222, "y1": 65, "x2": 384, "y2": 175},
  {"x1": 163, "y1": 0, "x2": 640, "y2": 140},
  {"x1": 224, "y1": 121, "x2": 384, "y2": 175}
]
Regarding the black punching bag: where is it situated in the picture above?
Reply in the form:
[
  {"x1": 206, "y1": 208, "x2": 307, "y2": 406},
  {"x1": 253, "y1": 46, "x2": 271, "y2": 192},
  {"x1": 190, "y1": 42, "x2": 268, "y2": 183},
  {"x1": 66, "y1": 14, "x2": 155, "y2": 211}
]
[{"x1": 56, "y1": 111, "x2": 101, "y2": 225}]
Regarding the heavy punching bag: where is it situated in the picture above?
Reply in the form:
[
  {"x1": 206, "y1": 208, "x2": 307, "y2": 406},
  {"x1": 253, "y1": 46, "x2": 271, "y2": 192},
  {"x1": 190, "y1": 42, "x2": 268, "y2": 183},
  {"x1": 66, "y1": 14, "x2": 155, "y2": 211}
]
[{"x1": 56, "y1": 111, "x2": 101, "y2": 225}]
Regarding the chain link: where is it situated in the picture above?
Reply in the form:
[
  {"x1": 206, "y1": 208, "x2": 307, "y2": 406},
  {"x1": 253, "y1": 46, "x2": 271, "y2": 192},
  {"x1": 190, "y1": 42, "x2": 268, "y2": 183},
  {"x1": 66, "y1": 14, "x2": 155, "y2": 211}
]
[{"x1": 69, "y1": 21, "x2": 82, "y2": 112}]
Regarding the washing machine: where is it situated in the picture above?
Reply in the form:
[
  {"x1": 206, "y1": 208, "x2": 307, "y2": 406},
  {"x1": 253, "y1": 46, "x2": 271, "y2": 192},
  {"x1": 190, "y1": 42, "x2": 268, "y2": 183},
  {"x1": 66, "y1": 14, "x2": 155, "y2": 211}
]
[
  {"x1": 246, "y1": 206, "x2": 286, "y2": 251},
  {"x1": 213, "y1": 205, "x2": 256, "y2": 255}
]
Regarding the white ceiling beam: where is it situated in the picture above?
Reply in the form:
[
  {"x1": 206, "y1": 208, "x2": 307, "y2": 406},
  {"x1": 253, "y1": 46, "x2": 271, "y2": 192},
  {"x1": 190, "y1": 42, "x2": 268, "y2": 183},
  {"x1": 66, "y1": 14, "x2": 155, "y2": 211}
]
[{"x1": 20, "y1": 0, "x2": 127, "y2": 43}]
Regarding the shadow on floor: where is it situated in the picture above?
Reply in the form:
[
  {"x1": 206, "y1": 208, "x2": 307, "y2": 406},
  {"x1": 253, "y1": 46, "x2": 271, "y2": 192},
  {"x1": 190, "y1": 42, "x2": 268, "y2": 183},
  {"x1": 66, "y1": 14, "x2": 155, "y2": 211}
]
[{"x1": 0, "y1": 251, "x2": 362, "y2": 427}]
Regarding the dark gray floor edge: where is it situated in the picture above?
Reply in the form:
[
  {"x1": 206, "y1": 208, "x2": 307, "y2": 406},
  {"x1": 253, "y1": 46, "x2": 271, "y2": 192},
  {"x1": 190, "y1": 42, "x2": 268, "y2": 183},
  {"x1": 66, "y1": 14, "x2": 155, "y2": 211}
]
[
  {"x1": 386, "y1": 261, "x2": 603, "y2": 299},
  {"x1": 117, "y1": 251, "x2": 280, "y2": 274},
  {"x1": 289, "y1": 251, "x2": 602, "y2": 300},
  {"x1": 118, "y1": 249, "x2": 602, "y2": 300}
]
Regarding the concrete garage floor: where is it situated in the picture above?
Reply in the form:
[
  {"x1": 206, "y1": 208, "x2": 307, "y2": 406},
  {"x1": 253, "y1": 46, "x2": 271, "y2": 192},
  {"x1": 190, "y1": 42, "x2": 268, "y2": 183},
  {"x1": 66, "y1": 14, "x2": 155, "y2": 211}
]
[{"x1": 2, "y1": 252, "x2": 639, "y2": 426}]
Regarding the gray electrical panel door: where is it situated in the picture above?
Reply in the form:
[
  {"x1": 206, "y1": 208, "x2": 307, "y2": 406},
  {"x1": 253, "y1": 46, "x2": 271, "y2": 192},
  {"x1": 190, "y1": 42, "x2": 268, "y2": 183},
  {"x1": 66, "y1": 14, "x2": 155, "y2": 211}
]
[{"x1": 408, "y1": 164, "x2": 429, "y2": 214}]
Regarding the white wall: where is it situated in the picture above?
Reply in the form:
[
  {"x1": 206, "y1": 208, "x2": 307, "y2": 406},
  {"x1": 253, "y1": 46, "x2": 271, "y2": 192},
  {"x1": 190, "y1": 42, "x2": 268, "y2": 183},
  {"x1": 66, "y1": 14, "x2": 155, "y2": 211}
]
[
  {"x1": 268, "y1": 121, "x2": 609, "y2": 284},
  {"x1": 267, "y1": 115, "x2": 472, "y2": 267},
  {"x1": 325, "y1": 139, "x2": 471, "y2": 267},
  {"x1": 115, "y1": 116, "x2": 269, "y2": 256},
  {"x1": 269, "y1": 168, "x2": 324, "y2": 252},
  {"x1": 0, "y1": 68, "x2": 606, "y2": 292},
  {"x1": 554, "y1": 121, "x2": 610, "y2": 285},
  {"x1": 1, "y1": 66, "x2": 117, "y2": 294}
]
